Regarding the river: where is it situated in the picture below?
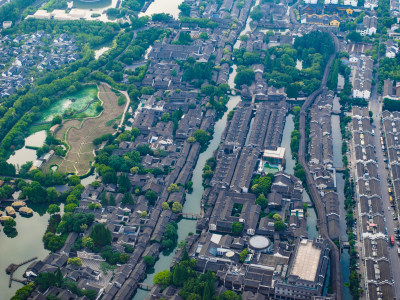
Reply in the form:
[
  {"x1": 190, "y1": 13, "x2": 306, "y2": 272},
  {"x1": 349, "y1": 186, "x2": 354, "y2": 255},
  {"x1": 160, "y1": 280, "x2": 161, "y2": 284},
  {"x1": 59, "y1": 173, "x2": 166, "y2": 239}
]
[
  {"x1": 331, "y1": 97, "x2": 351, "y2": 299},
  {"x1": 133, "y1": 63, "x2": 241, "y2": 299},
  {"x1": 280, "y1": 114, "x2": 318, "y2": 239}
]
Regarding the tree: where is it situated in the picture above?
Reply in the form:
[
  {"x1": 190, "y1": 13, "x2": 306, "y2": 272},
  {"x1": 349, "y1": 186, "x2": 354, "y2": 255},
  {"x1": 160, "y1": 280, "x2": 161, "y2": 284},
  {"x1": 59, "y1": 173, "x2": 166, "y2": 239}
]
[
  {"x1": 109, "y1": 194, "x2": 116, "y2": 206},
  {"x1": 172, "y1": 202, "x2": 183, "y2": 213},
  {"x1": 46, "y1": 187, "x2": 59, "y2": 202},
  {"x1": 82, "y1": 236, "x2": 95, "y2": 249},
  {"x1": 292, "y1": 105, "x2": 301, "y2": 115},
  {"x1": 47, "y1": 204, "x2": 60, "y2": 215},
  {"x1": 251, "y1": 174, "x2": 273, "y2": 196},
  {"x1": 23, "y1": 181, "x2": 47, "y2": 203},
  {"x1": 187, "y1": 137, "x2": 196, "y2": 143},
  {"x1": 3, "y1": 218, "x2": 17, "y2": 238},
  {"x1": 100, "y1": 192, "x2": 108, "y2": 206},
  {"x1": 68, "y1": 175, "x2": 81, "y2": 186},
  {"x1": 64, "y1": 203, "x2": 77, "y2": 213},
  {"x1": 274, "y1": 221, "x2": 286, "y2": 231},
  {"x1": 239, "y1": 248, "x2": 248, "y2": 263},
  {"x1": 346, "y1": 31, "x2": 362, "y2": 43},
  {"x1": 178, "y1": 2, "x2": 191, "y2": 16},
  {"x1": 119, "y1": 253, "x2": 130, "y2": 264},
  {"x1": 118, "y1": 174, "x2": 131, "y2": 193},
  {"x1": 168, "y1": 183, "x2": 179, "y2": 193},
  {"x1": 122, "y1": 192, "x2": 134, "y2": 205},
  {"x1": 43, "y1": 232, "x2": 64, "y2": 252},
  {"x1": 10, "y1": 282, "x2": 35, "y2": 300},
  {"x1": 90, "y1": 224, "x2": 112, "y2": 247},
  {"x1": 273, "y1": 214, "x2": 282, "y2": 221},
  {"x1": 88, "y1": 203, "x2": 102, "y2": 210},
  {"x1": 145, "y1": 190, "x2": 158, "y2": 205},
  {"x1": 234, "y1": 68, "x2": 255, "y2": 86},
  {"x1": 220, "y1": 290, "x2": 241, "y2": 300},
  {"x1": 250, "y1": 5, "x2": 263, "y2": 21},
  {"x1": 154, "y1": 270, "x2": 172, "y2": 287},
  {"x1": 140, "y1": 211, "x2": 148, "y2": 218},
  {"x1": 51, "y1": 115, "x2": 62, "y2": 125},
  {"x1": 255, "y1": 194, "x2": 268, "y2": 209},
  {"x1": 193, "y1": 129, "x2": 210, "y2": 146},
  {"x1": 161, "y1": 113, "x2": 170, "y2": 122},
  {"x1": 143, "y1": 255, "x2": 155, "y2": 266},
  {"x1": 67, "y1": 257, "x2": 82, "y2": 266},
  {"x1": 162, "y1": 202, "x2": 170, "y2": 210},
  {"x1": 231, "y1": 222, "x2": 243, "y2": 235}
]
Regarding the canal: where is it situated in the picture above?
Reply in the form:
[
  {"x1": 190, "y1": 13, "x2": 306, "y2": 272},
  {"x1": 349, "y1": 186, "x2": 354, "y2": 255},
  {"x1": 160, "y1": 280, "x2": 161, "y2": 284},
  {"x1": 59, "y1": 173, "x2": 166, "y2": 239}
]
[
  {"x1": 133, "y1": 66, "x2": 241, "y2": 300},
  {"x1": 133, "y1": 1, "x2": 253, "y2": 297},
  {"x1": 331, "y1": 96, "x2": 351, "y2": 299},
  {"x1": 280, "y1": 114, "x2": 318, "y2": 239}
]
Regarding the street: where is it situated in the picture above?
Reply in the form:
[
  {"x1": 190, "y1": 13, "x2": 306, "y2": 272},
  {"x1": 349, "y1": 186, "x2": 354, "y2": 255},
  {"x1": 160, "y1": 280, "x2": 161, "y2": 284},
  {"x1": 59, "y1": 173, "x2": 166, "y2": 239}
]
[{"x1": 369, "y1": 87, "x2": 400, "y2": 299}]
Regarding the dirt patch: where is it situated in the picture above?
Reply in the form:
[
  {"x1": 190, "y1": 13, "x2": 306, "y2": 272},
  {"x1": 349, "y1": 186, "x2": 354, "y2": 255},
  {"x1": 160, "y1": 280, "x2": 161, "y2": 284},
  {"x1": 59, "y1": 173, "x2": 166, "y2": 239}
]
[{"x1": 44, "y1": 83, "x2": 125, "y2": 175}]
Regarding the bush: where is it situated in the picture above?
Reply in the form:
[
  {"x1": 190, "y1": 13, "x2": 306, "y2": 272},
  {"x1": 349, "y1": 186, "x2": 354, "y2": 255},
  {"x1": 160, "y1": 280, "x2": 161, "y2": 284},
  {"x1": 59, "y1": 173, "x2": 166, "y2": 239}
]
[{"x1": 143, "y1": 255, "x2": 155, "y2": 266}]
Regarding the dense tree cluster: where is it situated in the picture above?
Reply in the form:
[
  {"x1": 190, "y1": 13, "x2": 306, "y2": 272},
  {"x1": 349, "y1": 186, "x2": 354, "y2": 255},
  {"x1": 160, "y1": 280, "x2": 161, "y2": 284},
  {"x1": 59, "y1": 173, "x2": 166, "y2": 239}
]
[
  {"x1": 234, "y1": 32, "x2": 334, "y2": 97},
  {"x1": 161, "y1": 221, "x2": 178, "y2": 252},
  {"x1": 153, "y1": 249, "x2": 242, "y2": 299},
  {"x1": 251, "y1": 173, "x2": 274, "y2": 197},
  {"x1": 0, "y1": 0, "x2": 35, "y2": 23}
]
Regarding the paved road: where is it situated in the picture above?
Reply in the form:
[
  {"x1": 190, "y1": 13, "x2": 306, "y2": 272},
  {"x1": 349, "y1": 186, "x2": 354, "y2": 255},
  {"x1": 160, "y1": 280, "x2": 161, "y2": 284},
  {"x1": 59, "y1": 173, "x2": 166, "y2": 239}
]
[{"x1": 369, "y1": 90, "x2": 400, "y2": 299}]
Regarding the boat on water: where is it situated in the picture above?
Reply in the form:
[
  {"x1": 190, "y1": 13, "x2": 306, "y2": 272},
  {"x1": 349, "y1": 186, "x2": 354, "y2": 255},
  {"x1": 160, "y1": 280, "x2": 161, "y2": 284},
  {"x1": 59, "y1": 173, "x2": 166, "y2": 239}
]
[
  {"x1": 12, "y1": 201, "x2": 26, "y2": 209},
  {"x1": 5, "y1": 206, "x2": 16, "y2": 217},
  {"x1": 19, "y1": 206, "x2": 33, "y2": 217}
]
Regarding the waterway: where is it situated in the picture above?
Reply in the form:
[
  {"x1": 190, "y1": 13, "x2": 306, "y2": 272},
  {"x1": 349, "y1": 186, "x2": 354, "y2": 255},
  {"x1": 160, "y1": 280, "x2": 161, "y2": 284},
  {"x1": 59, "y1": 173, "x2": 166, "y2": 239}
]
[
  {"x1": 0, "y1": 204, "x2": 51, "y2": 300},
  {"x1": 234, "y1": 0, "x2": 260, "y2": 49},
  {"x1": 7, "y1": 130, "x2": 47, "y2": 170},
  {"x1": 139, "y1": 0, "x2": 183, "y2": 19},
  {"x1": 133, "y1": 54, "x2": 241, "y2": 300},
  {"x1": 280, "y1": 114, "x2": 318, "y2": 238},
  {"x1": 331, "y1": 97, "x2": 351, "y2": 299},
  {"x1": 38, "y1": 86, "x2": 99, "y2": 123}
]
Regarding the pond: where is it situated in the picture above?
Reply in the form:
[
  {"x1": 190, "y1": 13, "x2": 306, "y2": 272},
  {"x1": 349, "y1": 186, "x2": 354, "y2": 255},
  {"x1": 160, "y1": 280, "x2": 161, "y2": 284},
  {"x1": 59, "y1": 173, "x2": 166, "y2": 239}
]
[
  {"x1": 0, "y1": 204, "x2": 54, "y2": 300},
  {"x1": 7, "y1": 130, "x2": 47, "y2": 170},
  {"x1": 38, "y1": 86, "x2": 99, "y2": 123}
]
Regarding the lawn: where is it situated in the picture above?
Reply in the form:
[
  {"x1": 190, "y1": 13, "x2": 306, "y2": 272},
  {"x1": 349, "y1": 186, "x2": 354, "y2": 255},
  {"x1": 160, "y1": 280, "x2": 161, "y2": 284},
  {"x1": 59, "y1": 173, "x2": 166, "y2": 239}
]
[{"x1": 44, "y1": 83, "x2": 126, "y2": 175}]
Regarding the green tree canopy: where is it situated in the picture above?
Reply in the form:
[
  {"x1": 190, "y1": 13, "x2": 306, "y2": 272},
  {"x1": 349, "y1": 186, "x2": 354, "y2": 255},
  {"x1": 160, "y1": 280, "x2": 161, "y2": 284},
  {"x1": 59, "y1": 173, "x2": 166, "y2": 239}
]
[{"x1": 90, "y1": 223, "x2": 112, "y2": 247}]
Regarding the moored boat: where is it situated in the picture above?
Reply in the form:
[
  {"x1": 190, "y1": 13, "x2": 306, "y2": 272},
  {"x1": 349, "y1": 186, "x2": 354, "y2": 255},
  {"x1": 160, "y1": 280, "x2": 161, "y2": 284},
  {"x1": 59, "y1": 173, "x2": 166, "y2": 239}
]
[
  {"x1": 5, "y1": 206, "x2": 16, "y2": 217},
  {"x1": 19, "y1": 206, "x2": 33, "y2": 217}
]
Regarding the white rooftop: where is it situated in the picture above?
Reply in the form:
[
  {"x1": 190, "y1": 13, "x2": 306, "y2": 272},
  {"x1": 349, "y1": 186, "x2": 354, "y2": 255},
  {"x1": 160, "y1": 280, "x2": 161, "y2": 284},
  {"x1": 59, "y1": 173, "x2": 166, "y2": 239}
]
[
  {"x1": 263, "y1": 147, "x2": 285, "y2": 159},
  {"x1": 290, "y1": 239, "x2": 321, "y2": 282}
]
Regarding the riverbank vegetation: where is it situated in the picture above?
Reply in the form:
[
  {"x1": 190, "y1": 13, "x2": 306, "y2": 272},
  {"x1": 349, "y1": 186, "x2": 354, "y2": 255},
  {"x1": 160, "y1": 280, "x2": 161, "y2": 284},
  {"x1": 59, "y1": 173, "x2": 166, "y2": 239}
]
[
  {"x1": 153, "y1": 248, "x2": 242, "y2": 299},
  {"x1": 341, "y1": 113, "x2": 362, "y2": 299}
]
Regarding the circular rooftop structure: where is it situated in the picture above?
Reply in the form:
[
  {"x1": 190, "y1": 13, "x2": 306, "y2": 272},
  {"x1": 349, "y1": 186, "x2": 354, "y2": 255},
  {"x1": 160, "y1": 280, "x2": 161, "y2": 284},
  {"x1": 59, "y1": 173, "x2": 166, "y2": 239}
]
[
  {"x1": 249, "y1": 235, "x2": 270, "y2": 250},
  {"x1": 226, "y1": 251, "x2": 235, "y2": 258}
]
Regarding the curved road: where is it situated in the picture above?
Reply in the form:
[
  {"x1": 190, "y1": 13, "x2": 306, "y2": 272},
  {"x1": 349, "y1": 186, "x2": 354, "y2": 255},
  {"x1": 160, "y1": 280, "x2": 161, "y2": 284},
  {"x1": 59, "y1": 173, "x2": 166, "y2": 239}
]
[{"x1": 298, "y1": 33, "x2": 343, "y2": 300}]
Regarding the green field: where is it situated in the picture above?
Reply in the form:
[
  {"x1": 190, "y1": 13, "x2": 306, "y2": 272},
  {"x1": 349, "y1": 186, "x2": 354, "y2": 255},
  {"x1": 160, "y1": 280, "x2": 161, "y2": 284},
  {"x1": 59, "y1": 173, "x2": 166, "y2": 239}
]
[{"x1": 38, "y1": 86, "x2": 100, "y2": 123}]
